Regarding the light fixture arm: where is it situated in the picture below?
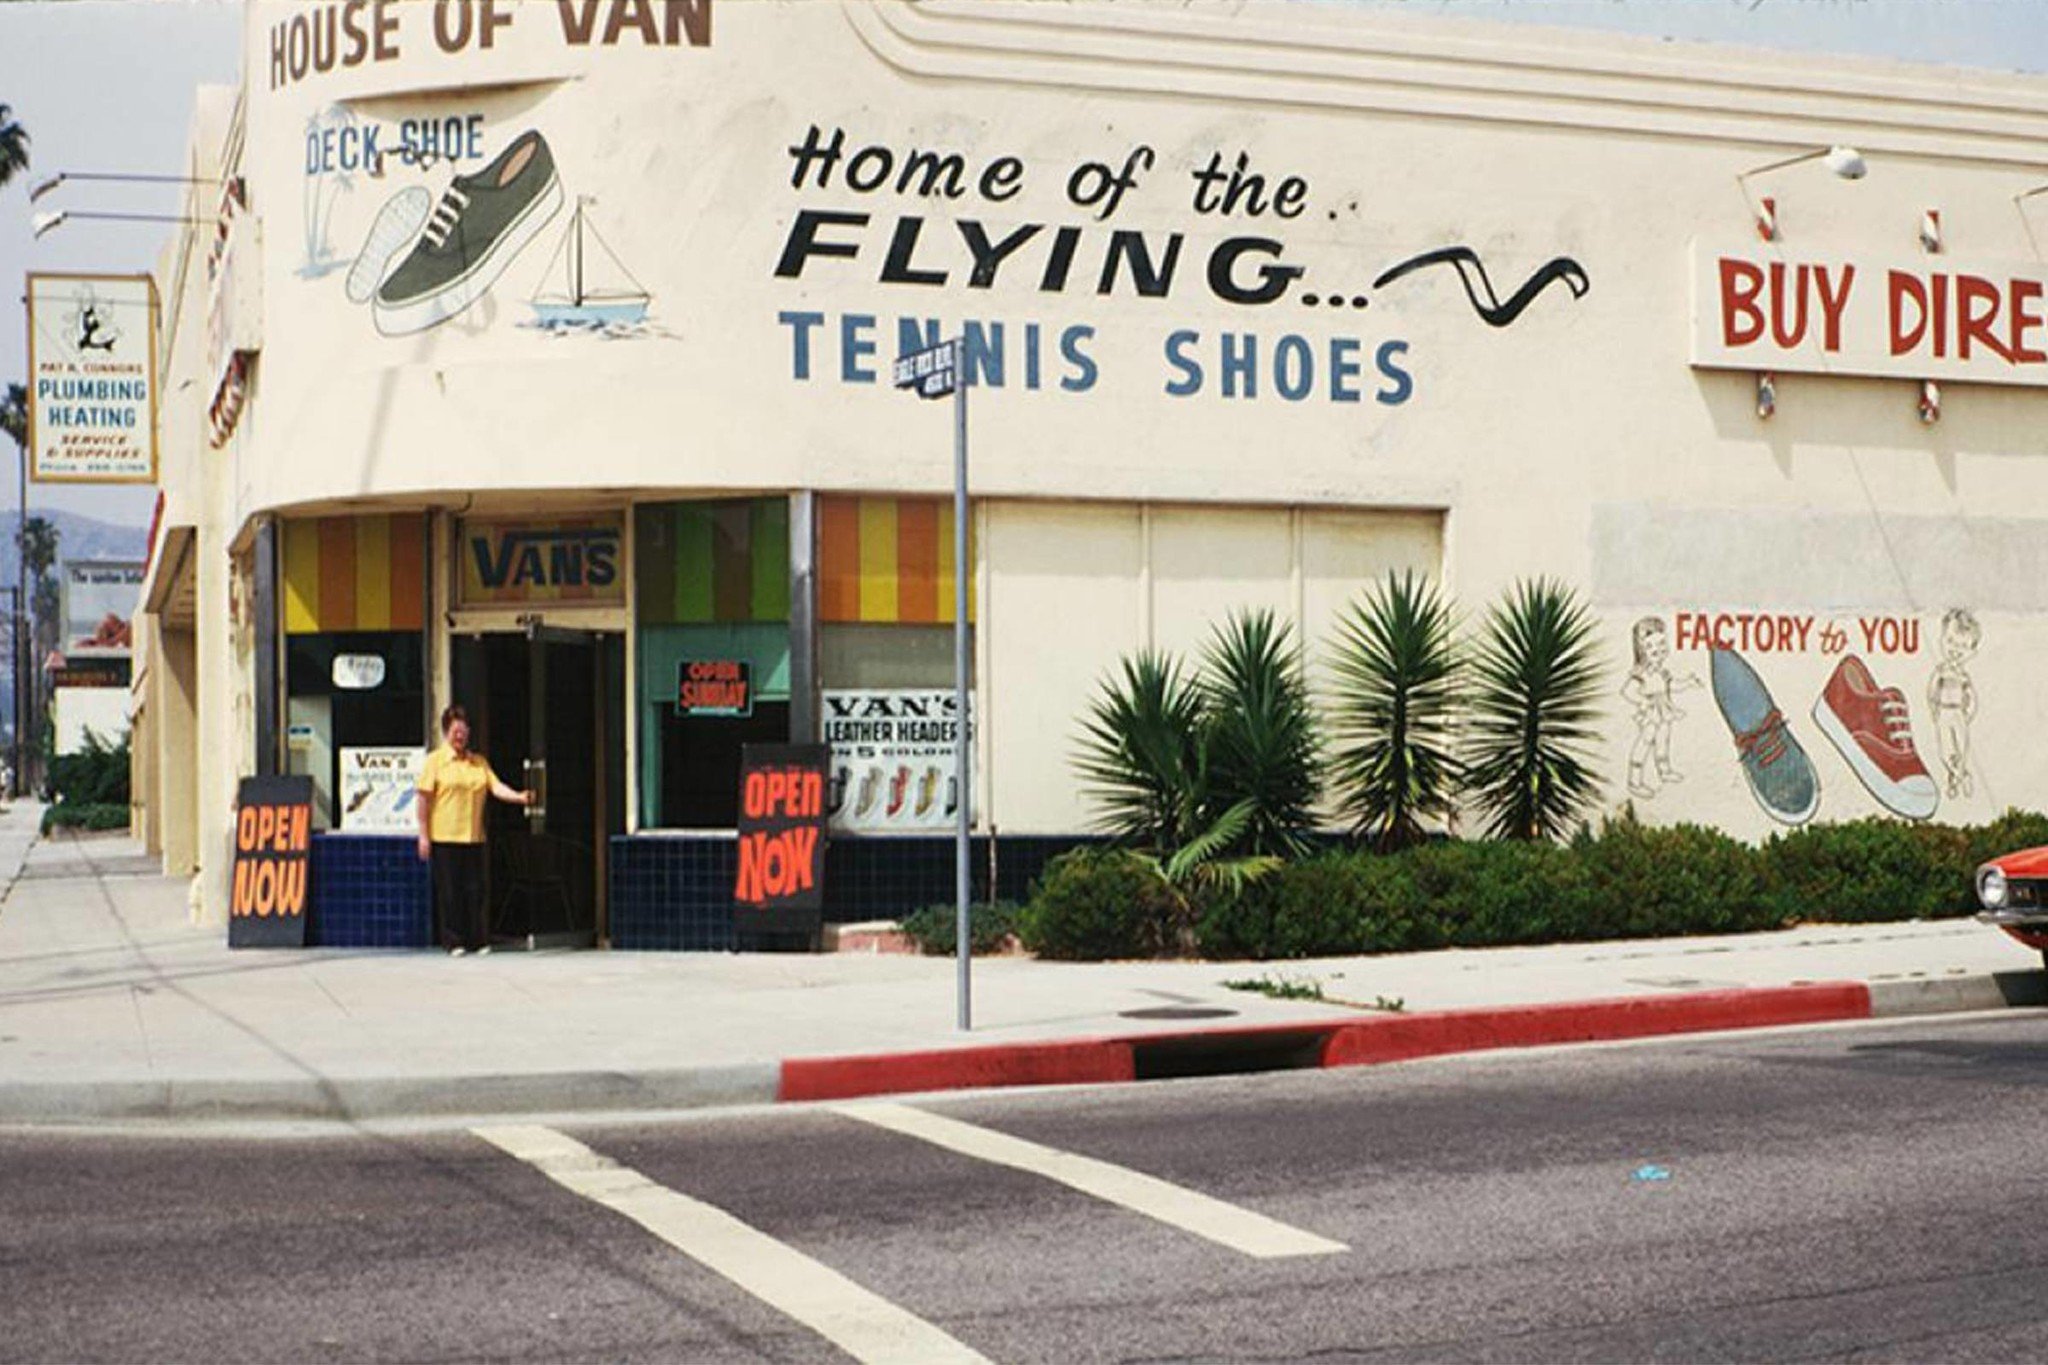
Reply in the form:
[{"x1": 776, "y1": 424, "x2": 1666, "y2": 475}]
[
  {"x1": 29, "y1": 171, "x2": 225, "y2": 204},
  {"x1": 33, "y1": 210, "x2": 211, "y2": 240}
]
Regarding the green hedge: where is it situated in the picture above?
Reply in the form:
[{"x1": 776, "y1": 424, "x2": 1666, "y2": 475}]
[
  {"x1": 42, "y1": 802, "x2": 130, "y2": 834},
  {"x1": 1016, "y1": 848, "x2": 1189, "y2": 960},
  {"x1": 897, "y1": 901, "x2": 1022, "y2": 956},
  {"x1": 1016, "y1": 810, "x2": 2046, "y2": 961}
]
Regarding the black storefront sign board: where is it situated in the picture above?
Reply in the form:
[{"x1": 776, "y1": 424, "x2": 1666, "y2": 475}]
[
  {"x1": 228, "y1": 774, "x2": 314, "y2": 949},
  {"x1": 733, "y1": 743, "x2": 827, "y2": 948}
]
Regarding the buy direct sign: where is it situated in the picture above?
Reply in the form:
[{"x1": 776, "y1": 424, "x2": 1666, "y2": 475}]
[{"x1": 1690, "y1": 242, "x2": 2048, "y2": 388}]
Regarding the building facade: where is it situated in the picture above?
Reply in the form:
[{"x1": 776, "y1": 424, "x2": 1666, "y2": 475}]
[{"x1": 134, "y1": 0, "x2": 2048, "y2": 946}]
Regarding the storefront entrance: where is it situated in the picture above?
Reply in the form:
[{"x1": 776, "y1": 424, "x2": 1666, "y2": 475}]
[{"x1": 451, "y1": 626, "x2": 625, "y2": 948}]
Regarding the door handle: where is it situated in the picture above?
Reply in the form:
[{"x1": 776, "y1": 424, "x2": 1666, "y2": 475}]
[{"x1": 523, "y1": 758, "x2": 547, "y2": 829}]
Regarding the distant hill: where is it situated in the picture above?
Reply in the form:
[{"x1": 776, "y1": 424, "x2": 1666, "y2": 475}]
[{"x1": 0, "y1": 509, "x2": 150, "y2": 582}]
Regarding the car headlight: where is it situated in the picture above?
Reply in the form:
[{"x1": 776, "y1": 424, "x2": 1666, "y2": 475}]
[{"x1": 1978, "y1": 866, "x2": 2009, "y2": 910}]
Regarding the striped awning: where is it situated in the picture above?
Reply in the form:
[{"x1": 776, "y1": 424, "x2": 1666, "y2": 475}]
[{"x1": 282, "y1": 515, "x2": 427, "y2": 635}]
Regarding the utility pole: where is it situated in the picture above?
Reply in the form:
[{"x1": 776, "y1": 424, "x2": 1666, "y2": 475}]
[{"x1": 15, "y1": 438, "x2": 24, "y2": 799}]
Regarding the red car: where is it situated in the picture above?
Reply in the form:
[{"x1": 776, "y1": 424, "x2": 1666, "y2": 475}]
[{"x1": 1975, "y1": 849, "x2": 2048, "y2": 967}]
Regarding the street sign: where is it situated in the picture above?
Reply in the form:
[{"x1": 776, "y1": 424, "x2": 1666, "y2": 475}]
[{"x1": 893, "y1": 341, "x2": 957, "y2": 399}]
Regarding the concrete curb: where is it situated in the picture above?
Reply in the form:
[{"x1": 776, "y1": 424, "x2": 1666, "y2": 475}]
[
  {"x1": 779, "y1": 972, "x2": 2048, "y2": 1103},
  {"x1": 4, "y1": 973, "x2": 2039, "y2": 1126}
]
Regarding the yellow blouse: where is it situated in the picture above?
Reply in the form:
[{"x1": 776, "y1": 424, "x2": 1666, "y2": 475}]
[{"x1": 417, "y1": 745, "x2": 501, "y2": 845}]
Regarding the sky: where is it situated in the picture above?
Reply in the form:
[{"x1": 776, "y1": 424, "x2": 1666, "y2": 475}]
[{"x1": 3, "y1": 0, "x2": 2047, "y2": 532}]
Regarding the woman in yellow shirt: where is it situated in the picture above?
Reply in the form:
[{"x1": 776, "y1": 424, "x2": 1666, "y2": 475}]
[{"x1": 415, "y1": 704, "x2": 531, "y2": 956}]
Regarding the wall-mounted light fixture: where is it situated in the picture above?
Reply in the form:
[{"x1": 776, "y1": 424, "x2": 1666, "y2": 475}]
[{"x1": 1737, "y1": 144, "x2": 1867, "y2": 241}]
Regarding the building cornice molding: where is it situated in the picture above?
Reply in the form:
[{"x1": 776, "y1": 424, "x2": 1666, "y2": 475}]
[{"x1": 848, "y1": 1, "x2": 2048, "y2": 169}]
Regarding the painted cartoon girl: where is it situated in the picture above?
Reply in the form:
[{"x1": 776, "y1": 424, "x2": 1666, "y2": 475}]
[
  {"x1": 1621, "y1": 616, "x2": 1702, "y2": 799},
  {"x1": 1927, "y1": 608, "x2": 1980, "y2": 799}
]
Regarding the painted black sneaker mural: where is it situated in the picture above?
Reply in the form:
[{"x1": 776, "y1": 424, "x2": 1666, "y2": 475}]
[{"x1": 373, "y1": 130, "x2": 563, "y2": 336}]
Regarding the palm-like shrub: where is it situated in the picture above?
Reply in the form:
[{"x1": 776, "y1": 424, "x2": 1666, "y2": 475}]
[
  {"x1": 1199, "y1": 608, "x2": 1322, "y2": 859},
  {"x1": 1076, "y1": 609, "x2": 1320, "y2": 890},
  {"x1": 1464, "y1": 577, "x2": 1606, "y2": 841},
  {"x1": 1075, "y1": 649, "x2": 1206, "y2": 852},
  {"x1": 1327, "y1": 571, "x2": 1460, "y2": 849}
]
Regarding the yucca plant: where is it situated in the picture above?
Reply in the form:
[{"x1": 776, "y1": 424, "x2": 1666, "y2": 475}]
[
  {"x1": 1198, "y1": 608, "x2": 1322, "y2": 859},
  {"x1": 1464, "y1": 577, "x2": 1607, "y2": 841},
  {"x1": 1075, "y1": 649, "x2": 1208, "y2": 853},
  {"x1": 1327, "y1": 570, "x2": 1461, "y2": 850}
]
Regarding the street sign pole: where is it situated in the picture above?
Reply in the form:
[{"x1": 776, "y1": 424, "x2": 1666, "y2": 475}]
[
  {"x1": 894, "y1": 336, "x2": 973, "y2": 1031},
  {"x1": 950, "y1": 336, "x2": 971, "y2": 1033}
]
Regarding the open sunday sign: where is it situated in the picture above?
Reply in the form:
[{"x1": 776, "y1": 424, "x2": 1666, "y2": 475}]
[{"x1": 677, "y1": 659, "x2": 752, "y2": 717}]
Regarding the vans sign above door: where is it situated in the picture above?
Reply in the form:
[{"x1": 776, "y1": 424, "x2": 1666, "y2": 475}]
[{"x1": 457, "y1": 515, "x2": 624, "y2": 606}]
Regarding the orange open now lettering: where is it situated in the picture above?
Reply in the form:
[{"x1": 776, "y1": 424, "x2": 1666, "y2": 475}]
[
  {"x1": 231, "y1": 856, "x2": 308, "y2": 918},
  {"x1": 734, "y1": 827, "x2": 819, "y2": 903},
  {"x1": 236, "y1": 802, "x2": 311, "y2": 854}
]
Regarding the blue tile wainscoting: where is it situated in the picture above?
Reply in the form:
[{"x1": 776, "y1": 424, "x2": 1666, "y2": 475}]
[
  {"x1": 305, "y1": 833, "x2": 1103, "y2": 952},
  {"x1": 606, "y1": 833, "x2": 1103, "y2": 950},
  {"x1": 309, "y1": 834, "x2": 432, "y2": 947}
]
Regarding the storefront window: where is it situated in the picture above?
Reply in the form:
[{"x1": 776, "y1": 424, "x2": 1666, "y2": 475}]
[
  {"x1": 817, "y1": 496, "x2": 975, "y2": 835},
  {"x1": 284, "y1": 633, "x2": 427, "y2": 829},
  {"x1": 635, "y1": 499, "x2": 791, "y2": 829},
  {"x1": 281, "y1": 516, "x2": 429, "y2": 830}
]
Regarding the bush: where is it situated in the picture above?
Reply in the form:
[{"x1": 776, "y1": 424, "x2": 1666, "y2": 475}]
[
  {"x1": 1573, "y1": 815, "x2": 1780, "y2": 939},
  {"x1": 1018, "y1": 848, "x2": 1184, "y2": 960},
  {"x1": 1966, "y1": 809, "x2": 2048, "y2": 868},
  {"x1": 41, "y1": 802, "x2": 129, "y2": 834},
  {"x1": 1028, "y1": 810, "x2": 2048, "y2": 962},
  {"x1": 1203, "y1": 851, "x2": 1448, "y2": 960},
  {"x1": 1762, "y1": 818, "x2": 1975, "y2": 923},
  {"x1": 48, "y1": 728, "x2": 129, "y2": 808},
  {"x1": 897, "y1": 901, "x2": 1020, "y2": 956}
]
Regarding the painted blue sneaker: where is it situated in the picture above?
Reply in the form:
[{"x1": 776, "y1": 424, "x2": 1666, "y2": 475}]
[{"x1": 1710, "y1": 648, "x2": 1819, "y2": 825}]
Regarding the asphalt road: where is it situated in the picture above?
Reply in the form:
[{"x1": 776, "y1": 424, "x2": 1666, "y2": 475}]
[{"x1": 4, "y1": 1011, "x2": 2046, "y2": 1363}]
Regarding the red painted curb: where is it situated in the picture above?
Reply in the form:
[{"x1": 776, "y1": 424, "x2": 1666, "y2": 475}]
[
  {"x1": 775, "y1": 983, "x2": 1877, "y2": 1104},
  {"x1": 779, "y1": 1039, "x2": 1135, "y2": 1102},
  {"x1": 1321, "y1": 982, "x2": 1873, "y2": 1067}
]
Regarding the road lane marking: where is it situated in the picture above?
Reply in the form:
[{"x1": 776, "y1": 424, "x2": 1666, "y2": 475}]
[
  {"x1": 472, "y1": 1124, "x2": 990, "y2": 1365},
  {"x1": 832, "y1": 1102, "x2": 1347, "y2": 1260}
]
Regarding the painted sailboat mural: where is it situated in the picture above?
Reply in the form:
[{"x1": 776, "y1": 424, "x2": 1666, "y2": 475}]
[{"x1": 528, "y1": 197, "x2": 651, "y2": 329}]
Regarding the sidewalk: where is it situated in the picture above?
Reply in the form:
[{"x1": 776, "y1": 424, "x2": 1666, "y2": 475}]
[{"x1": 0, "y1": 803, "x2": 2040, "y2": 1125}]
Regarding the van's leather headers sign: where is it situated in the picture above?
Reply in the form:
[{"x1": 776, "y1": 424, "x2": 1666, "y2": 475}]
[
  {"x1": 734, "y1": 745, "x2": 827, "y2": 915},
  {"x1": 1691, "y1": 241, "x2": 2048, "y2": 387},
  {"x1": 229, "y1": 776, "x2": 314, "y2": 948},
  {"x1": 458, "y1": 515, "x2": 623, "y2": 606}
]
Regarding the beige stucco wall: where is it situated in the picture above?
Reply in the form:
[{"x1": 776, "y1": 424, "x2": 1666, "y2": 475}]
[{"x1": 147, "y1": 0, "x2": 2048, "y2": 872}]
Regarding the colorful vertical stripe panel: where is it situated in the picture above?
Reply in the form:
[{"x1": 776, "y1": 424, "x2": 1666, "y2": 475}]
[
  {"x1": 817, "y1": 495, "x2": 975, "y2": 624},
  {"x1": 634, "y1": 499, "x2": 790, "y2": 626},
  {"x1": 282, "y1": 515, "x2": 425, "y2": 635}
]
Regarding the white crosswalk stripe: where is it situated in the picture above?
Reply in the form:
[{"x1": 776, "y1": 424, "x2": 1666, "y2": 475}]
[
  {"x1": 473, "y1": 1124, "x2": 991, "y2": 1365},
  {"x1": 833, "y1": 1101, "x2": 1348, "y2": 1260}
]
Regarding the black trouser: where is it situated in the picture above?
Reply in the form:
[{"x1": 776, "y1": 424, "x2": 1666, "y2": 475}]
[{"x1": 431, "y1": 842, "x2": 490, "y2": 950}]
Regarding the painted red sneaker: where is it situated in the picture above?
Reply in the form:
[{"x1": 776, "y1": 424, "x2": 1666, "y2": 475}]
[{"x1": 1812, "y1": 655, "x2": 1938, "y2": 820}]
